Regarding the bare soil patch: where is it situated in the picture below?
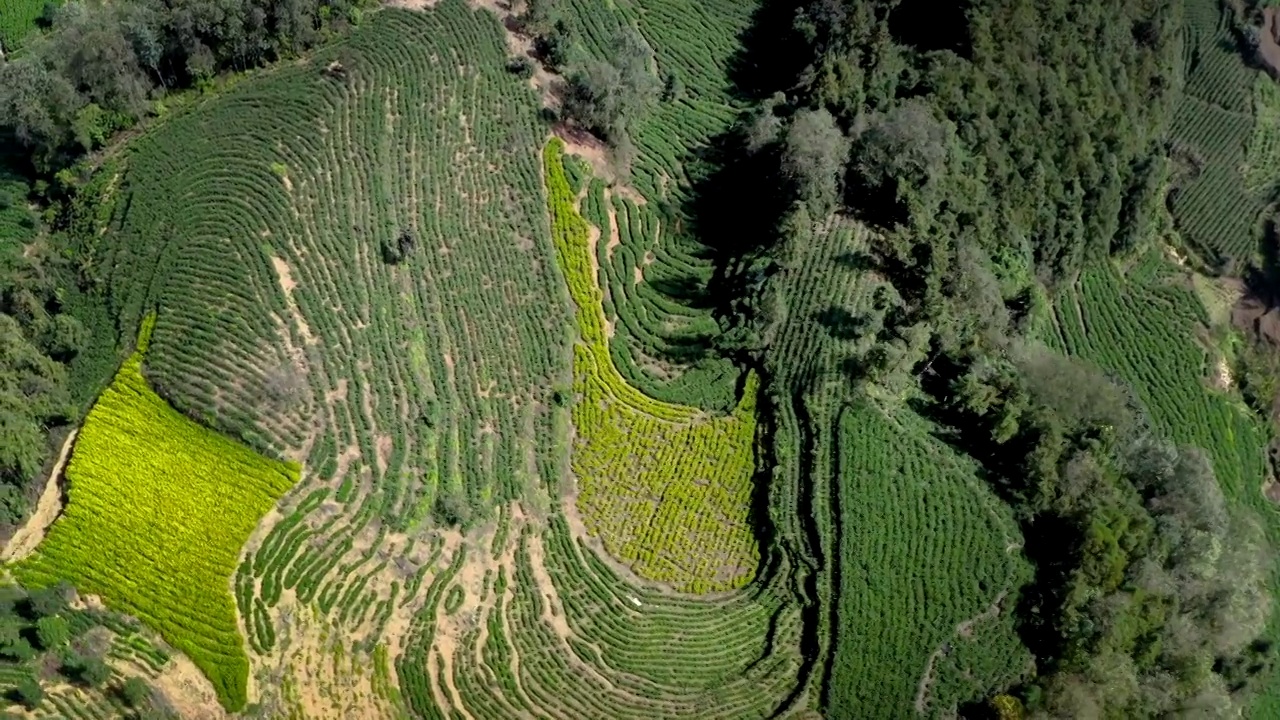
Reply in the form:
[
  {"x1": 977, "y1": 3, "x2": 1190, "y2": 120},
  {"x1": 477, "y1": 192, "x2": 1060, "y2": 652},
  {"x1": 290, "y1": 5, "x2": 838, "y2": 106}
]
[
  {"x1": 154, "y1": 653, "x2": 228, "y2": 720},
  {"x1": 1260, "y1": 8, "x2": 1280, "y2": 77},
  {"x1": 270, "y1": 256, "x2": 317, "y2": 346},
  {"x1": 385, "y1": 0, "x2": 439, "y2": 9},
  {"x1": 1212, "y1": 355, "x2": 1234, "y2": 391},
  {"x1": 1263, "y1": 478, "x2": 1280, "y2": 504},
  {"x1": 4, "y1": 429, "x2": 77, "y2": 563},
  {"x1": 554, "y1": 123, "x2": 612, "y2": 179}
]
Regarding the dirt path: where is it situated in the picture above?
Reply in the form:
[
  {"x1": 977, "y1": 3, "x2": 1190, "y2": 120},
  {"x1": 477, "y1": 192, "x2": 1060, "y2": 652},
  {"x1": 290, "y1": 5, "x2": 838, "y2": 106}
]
[
  {"x1": 154, "y1": 653, "x2": 228, "y2": 720},
  {"x1": 4, "y1": 429, "x2": 77, "y2": 563},
  {"x1": 605, "y1": 189, "x2": 621, "y2": 258},
  {"x1": 913, "y1": 591, "x2": 1010, "y2": 714},
  {"x1": 270, "y1": 256, "x2": 317, "y2": 346}
]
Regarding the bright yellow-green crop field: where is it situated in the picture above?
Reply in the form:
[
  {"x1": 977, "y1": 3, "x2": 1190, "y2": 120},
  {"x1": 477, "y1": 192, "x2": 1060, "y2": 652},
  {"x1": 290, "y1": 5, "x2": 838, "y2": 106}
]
[
  {"x1": 15, "y1": 314, "x2": 298, "y2": 711},
  {"x1": 545, "y1": 139, "x2": 759, "y2": 593}
]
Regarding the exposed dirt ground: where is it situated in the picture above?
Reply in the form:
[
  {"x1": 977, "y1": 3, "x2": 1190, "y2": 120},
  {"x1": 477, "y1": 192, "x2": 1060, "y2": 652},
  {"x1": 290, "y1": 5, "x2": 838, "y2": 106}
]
[
  {"x1": 153, "y1": 654, "x2": 229, "y2": 720},
  {"x1": 3, "y1": 429, "x2": 77, "y2": 563},
  {"x1": 270, "y1": 255, "x2": 318, "y2": 346},
  {"x1": 1260, "y1": 8, "x2": 1280, "y2": 77}
]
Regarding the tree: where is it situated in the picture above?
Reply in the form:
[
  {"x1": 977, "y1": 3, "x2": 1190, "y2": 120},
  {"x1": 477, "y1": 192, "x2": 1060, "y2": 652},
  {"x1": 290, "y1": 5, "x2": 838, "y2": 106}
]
[
  {"x1": 120, "y1": 676, "x2": 151, "y2": 708},
  {"x1": 781, "y1": 108, "x2": 847, "y2": 217},
  {"x1": 25, "y1": 582, "x2": 70, "y2": 619},
  {"x1": 661, "y1": 70, "x2": 683, "y2": 102},
  {"x1": 12, "y1": 677, "x2": 42, "y2": 710},
  {"x1": 561, "y1": 28, "x2": 656, "y2": 144},
  {"x1": 0, "y1": 636, "x2": 36, "y2": 662},
  {"x1": 35, "y1": 615, "x2": 70, "y2": 650},
  {"x1": 534, "y1": 19, "x2": 574, "y2": 70},
  {"x1": 80, "y1": 657, "x2": 111, "y2": 687},
  {"x1": 0, "y1": 56, "x2": 84, "y2": 168},
  {"x1": 51, "y1": 3, "x2": 150, "y2": 119},
  {"x1": 850, "y1": 98, "x2": 952, "y2": 202},
  {"x1": 381, "y1": 228, "x2": 418, "y2": 265},
  {"x1": 519, "y1": 0, "x2": 556, "y2": 36}
]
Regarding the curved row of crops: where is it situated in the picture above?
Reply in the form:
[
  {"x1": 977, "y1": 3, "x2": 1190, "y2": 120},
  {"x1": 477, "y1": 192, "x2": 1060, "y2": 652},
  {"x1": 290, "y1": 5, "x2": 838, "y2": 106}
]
[
  {"x1": 16, "y1": 314, "x2": 298, "y2": 711},
  {"x1": 75, "y1": 2, "x2": 572, "y2": 711},
  {"x1": 1168, "y1": 0, "x2": 1266, "y2": 264},
  {"x1": 401, "y1": 514, "x2": 803, "y2": 720},
  {"x1": 546, "y1": 139, "x2": 759, "y2": 592},
  {"x1": 1049, "y1": 257, "x2": 1267, "y2": 501},
  {"x1": 582, "y1": 181, "x2": 740, "y2": 411},
  {"x1": 829, "y1": 401, "x2": 1030, "y2": 718},
  {"x1": 558, "y1": 0, "x2": 756, "y2": 411}
]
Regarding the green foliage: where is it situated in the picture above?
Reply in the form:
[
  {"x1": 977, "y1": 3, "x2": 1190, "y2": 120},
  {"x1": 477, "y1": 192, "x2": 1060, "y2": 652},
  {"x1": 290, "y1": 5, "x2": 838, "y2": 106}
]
[
  {"x1": 34, "y1": 615, "x2": 69, "y2": 650},
  {"x1": 0, "y1": 0, "x2": 363, "y2": 174},
  {"x1": 443, "y1": 585, "x2": 464, "y2": 615},
  {"x1": 1167, "y1": 0, "x2": 1264, "y2": 268},
  {"x1": 559, "y1": 0, "x2": 754, "y2": 410},
  {"x1": 829, "y1": 401, "x2": 1031, "y2": 717},
  {"x1": 0, "y1": 0, "x2": 51, "y2": 52},
  {"x1": 426, "y1": 521, "x2": 801, "y2": 719},
  {"x1": 119, "y1": 676, "x2": 150, "y2": 707},
  {"x1": 0, "y1": 581, "x2": 169, "y2": 715},
  {"x1": 782, "y1": 108, "x2": 847, "y2": 216},
  {"x1": 1048, "y1": 258, "x2": 1267, "y2": 500},
  {"x1": 545, "y1": 139, "x2": 759, "y2": 592},
  {"x1": 562, "y1": 27, "x2": 658, "y2": 145},
  {"x1": 11, "y1": 676, "x2": 41, "y2": 710},
  {"x1": 0, "y1": 147, "x2": 83, "y2": 528},
  {"x1": 16, "y1": 314, "x2": 298, "y2": 711},
  {"x1": 802, "y1": 0, "x2": 1180, "y2": 280}
]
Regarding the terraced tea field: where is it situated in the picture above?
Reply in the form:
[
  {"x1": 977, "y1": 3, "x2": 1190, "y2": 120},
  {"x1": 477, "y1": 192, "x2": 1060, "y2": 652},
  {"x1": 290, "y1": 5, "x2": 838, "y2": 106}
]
[
  {"x1": 0, "y1": 0, "x2": 46, "y2": 51},
  {"x1": 23, "y1": 2, "x2": 820, "y2": 716},
  {"x1": 17, "y1": 314, "x2": 297, "y2": 710},
  {"x1": 559, "y1": 0, "x2": 757, "y2": 412},
  {"x1": 1168, "y1": 0, "x2": 1273, "y2": 266},
  {"x1": 546, "y1": 139, "x2": 759, "y2": 592}
]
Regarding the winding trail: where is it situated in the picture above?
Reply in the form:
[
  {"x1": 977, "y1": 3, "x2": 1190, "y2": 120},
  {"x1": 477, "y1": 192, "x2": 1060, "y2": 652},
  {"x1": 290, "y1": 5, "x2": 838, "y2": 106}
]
[{"x1": 3, "y1": 429, "x2": 77, "y2": 563}]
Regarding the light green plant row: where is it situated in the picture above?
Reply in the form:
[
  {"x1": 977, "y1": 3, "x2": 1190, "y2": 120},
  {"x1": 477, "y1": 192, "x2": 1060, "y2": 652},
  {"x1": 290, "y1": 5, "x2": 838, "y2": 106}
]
[
  {"x1": 16, "y1": 313, "x2": 298, "y2": 711},
  {"x1": 545, "y1": 138, "x2": 758, "y2": 593}
]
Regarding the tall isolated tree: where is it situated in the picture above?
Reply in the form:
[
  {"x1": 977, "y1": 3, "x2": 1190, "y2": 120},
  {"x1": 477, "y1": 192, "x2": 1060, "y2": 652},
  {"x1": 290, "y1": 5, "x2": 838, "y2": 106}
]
[
  {"x1": 781, "y1": 107, "x2": 847, "y2": 217},
  {"x1": 562, "y1": 27, "x2": 657, "y2": 144}
]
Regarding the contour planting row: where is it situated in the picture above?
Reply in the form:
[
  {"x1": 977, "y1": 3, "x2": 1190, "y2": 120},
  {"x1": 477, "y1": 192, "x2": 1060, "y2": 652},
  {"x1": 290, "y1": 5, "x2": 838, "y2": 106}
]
[
  {"x1": 545, "y1": 139, "x2": 758, "y2": 592},
  {"x1": 827, "y1": 400, "x2": 1029, "y2": 718},
  {"x1": 1057, "y1": 262, "x2": 1267, "y2": 499},
  {"x1": 102, "y1": 1, "x2": 567, "y2": 540},
  {"x1": 437, "y1": 520, "x2": 803, "y2": 719},
  {"x1": 558, "y1": 0, "x2": 751, "y2": 410},
  {"x1": 17, "y1": 315, "x2": 297, "y2": 710},
  {"x1": 1168, "y1": 95, "x2": 1261, "y2": 262}
]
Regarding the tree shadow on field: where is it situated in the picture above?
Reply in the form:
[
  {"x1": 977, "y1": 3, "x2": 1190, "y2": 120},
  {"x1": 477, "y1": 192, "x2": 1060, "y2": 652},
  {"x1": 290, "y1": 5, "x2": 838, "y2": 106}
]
[
  {"x1": 725, "y1": 0, "x2": 811, "y2": 102},
  {"x1": 658, "y1": 1, "x2": 832, "y2": 714},
  {"x1": 813, "y1": 306, "x2": 867, "y2": 341},
  {"x1": 647, "y1": 273, "x2": 718, "y2": 310}
]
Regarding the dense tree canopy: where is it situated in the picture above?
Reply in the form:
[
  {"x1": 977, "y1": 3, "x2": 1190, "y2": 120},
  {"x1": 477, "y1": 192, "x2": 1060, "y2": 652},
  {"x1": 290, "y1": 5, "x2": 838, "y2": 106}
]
[
  {"x1": 744, "y1": 0, "x2": 1274, "y2": 715},
  {"x1": 0, "y1": 0, "x2": 365, "y2": 173}
]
